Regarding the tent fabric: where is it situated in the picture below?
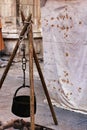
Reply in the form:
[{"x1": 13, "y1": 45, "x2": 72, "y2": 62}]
[{"x1": 40, "y1": 0, "x2": 87, "y2": 113}]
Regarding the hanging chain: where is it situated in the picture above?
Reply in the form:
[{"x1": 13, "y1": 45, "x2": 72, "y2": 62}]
[
  {"x1": 21, "y1": 44, "x2": 27, "y2": 87},
  {"x1": 19, "y1": 20, "x2": 32, "y2": 87}
]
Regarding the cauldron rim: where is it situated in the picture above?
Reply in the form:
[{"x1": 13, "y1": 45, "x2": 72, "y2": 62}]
[{"x1": 13, "y1": 95, "x2": 30, "y2": 105}]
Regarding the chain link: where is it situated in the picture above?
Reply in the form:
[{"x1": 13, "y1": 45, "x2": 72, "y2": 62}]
[
  {"x1": 22, "y1": 57, "x2": 26, "y2": 71},
  {"x1": 21, "y1": 44, "x2": 27, "y2": 87},
  {"x1": 19, "y1": 35, "x2": 25, "y2": 43},
  {"x1": 18, "y1": 20, "x2": 32, "y2": 86}
]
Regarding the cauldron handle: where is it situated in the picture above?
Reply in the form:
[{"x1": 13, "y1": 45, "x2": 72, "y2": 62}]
[{"x1": 14, "y1": 85, "x2": 29, "y2": 97}]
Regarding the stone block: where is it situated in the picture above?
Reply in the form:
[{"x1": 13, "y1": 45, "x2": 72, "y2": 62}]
[{"x1": 3, "y1": 32, "x2": 43, "y2": 60}]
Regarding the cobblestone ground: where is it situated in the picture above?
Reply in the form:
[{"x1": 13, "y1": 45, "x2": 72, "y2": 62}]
[{"x1": 0, "y1": 56, "x2": 87, "y2": 130}]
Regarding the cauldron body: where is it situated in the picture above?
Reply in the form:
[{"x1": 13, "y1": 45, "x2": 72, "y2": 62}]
[{"x1": 11, "y1": 86, "x2": 36, "y2": 117}]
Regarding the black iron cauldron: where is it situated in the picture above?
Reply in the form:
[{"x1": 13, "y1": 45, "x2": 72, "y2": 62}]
[{"x1": 11, "y1": 85, "x2": 36, "y2": 117}]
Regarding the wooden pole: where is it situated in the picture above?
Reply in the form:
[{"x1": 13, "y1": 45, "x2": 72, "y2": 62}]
[
  {"x1": 0, "y1": 14, "x2": 32, "y2": 89},
  {"x1": 33, "y1": 47, "x2": 58, "y2": 125},
  {"x1": 28, "y1": 24, "x2": 35, "y2": 130},
  {"x1": 21, "y1": 11, "x2": 58, "y2": 125},
  {"x1": 0, "y1": 19, "x2": 5, "y2": 51}
]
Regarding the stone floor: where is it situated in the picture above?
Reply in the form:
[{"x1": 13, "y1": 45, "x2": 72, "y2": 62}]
[{"x1": 0, "y1": 55, "x2": 87, "y2": 130}]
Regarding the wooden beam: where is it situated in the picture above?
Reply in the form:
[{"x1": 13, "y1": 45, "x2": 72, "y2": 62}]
[{"x1": 28, "y1": 24, "x2": 35, "y2": 130}]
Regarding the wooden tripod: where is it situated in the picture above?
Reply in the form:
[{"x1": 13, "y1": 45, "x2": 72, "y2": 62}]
[{"x1": 0, "y1": 13, "x2": 58, "y2": 130}]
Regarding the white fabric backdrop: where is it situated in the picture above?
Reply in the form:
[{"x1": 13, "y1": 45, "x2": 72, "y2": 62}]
[{"x1": 40, "y1": 0, "x2": 87, "y2": 113}]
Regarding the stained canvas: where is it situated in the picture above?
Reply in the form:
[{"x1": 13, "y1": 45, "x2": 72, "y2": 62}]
[{"x1": 40, "y1": 0, "x2": 87, "y2": 113}]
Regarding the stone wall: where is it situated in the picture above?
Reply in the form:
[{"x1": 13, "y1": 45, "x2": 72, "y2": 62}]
[
  {"x1": 0, "y1": 0, "x2": 41, "y2": 33},
  {"x1": 0, "y1": 0, "x2": 43, "y2": 60},
  {"x1": 0, "y1": 0, "x2": 16, "y2": 31}
]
